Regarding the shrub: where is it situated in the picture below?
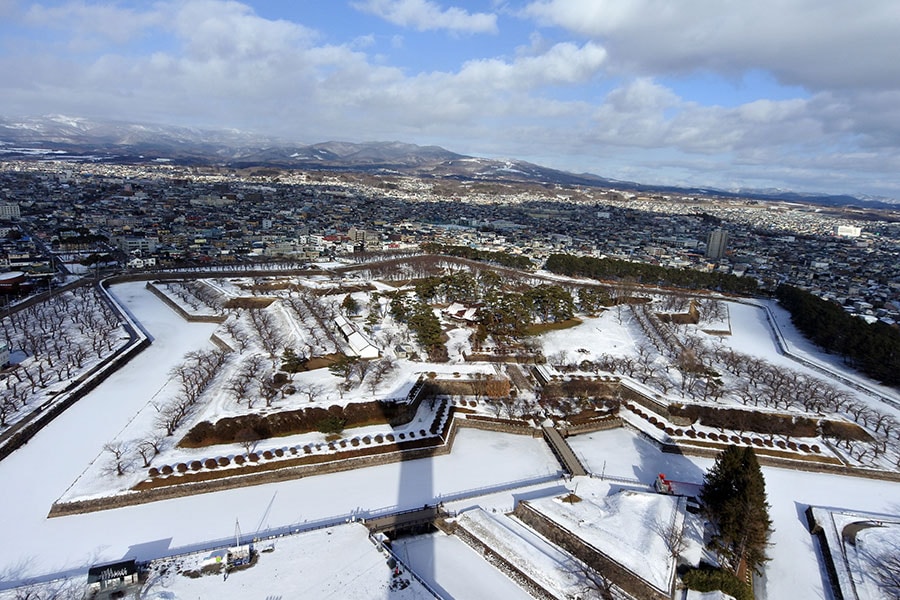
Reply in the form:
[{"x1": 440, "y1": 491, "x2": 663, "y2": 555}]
[
  {"x1": 419, "y1": 429, "x2": 427, "y2": 436},
  {"x1": 275, "y1": 448, "x2": 284, "y2": 457},
  {"x1": 262, "y1": 450, "x2": 274, "y2": 460},
  {"x1": 204, "y1": 458, "x2": 218, "y2": 469},
  {"x1": 399, "y1": 433, "x2": 406, "y2": 439},
  {"x1": 385, "y1": 434, "x2": 395, "y2": 442},
  {"x1": 190, "y1": 460, "x2": 202, "y2": 471},
  {"x1": 350, "y1": 439, "x2": 360, "y2": 447},
  {"x1": 234, "y1": 455, "x2": 246, "y2": 465},
  {"x1": 682, "y1": 565, "x2": 752, "y2": 600},
  {"x1": 304, "y1": 445, "x2": 313, "y2": 453},
  {"x1": 176, "y1": 463, "x2": 188, "y2": 473},
  {"x1": 182, "y1": 420, "x2": 215, "y2": 446},
  {"x1": 363, "y1": 436, "x2": 372, "y2": 445},
  {"x1": 374, "y1": 434, "x2": 384, "y2": 443},
  {"x1": 160, "y1": 465, "x2": 174, "y2": 475},
  {"x1": 218, "y1": 457, "x2": 230, "y2": 467},
  {"x1": 249, "y1": 453, "x2": 260, "y2": 462},
  {"x1": 820, "y1": 419, "x2": 874, "y2": 442},
  {"x1": 776, "y1": 440, "x2": 787, "y2": 449},
  {"x1": 148, "y1": 467, "x2": 160, "y2": 477},
  {"x1": 316, "y1": 415, "x2": 346, "y2": 436},
  {"x1": 799, "y1": 444, "x2": 810, "y2": 452}
]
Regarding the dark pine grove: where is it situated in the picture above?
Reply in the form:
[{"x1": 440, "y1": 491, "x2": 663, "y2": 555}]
[{"x1": 776, "y1": 284, "x2": 900, "y2": 387}]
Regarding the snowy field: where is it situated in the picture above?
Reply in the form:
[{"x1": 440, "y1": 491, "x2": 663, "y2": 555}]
[
  {"x1": 569, "y1": 427, "x2": 900, "y2": 599},
  {"x1": 1, "y1": 279, "x2": 899, "y2": 599},
  {"x1": 0, "y1": 282, "x2": 559, "y2": 589}
]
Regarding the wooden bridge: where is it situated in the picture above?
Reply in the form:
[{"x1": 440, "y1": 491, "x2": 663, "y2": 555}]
[{"x1": 542, "y1": 426, "x2": 588, "y2": 477}]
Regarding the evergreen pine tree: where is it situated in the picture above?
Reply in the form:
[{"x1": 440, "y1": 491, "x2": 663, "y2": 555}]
[{"x1": 699, "y1": 445, "x2": 772, "y2": 576}]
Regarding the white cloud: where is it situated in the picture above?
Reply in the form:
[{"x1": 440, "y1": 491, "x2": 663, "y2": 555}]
[
  {"x1": 454, "y1": 41, "x2": 607, "y2": 90},
  {"x1": 2, "y1": 0, "x2": 899, "y2": 197},
  {"x1": 353, "y1": 0, "x2": 498, "y2": 34},
  {"x1": 522, "y1": 0, "x2": 900, "y2": 91}
]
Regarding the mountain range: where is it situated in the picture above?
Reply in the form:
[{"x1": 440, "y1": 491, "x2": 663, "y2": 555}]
[{"x1": 0, "y1": 114, "x2": 895, "y2": 209}]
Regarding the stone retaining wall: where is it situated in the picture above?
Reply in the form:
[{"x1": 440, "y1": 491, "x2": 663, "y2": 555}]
[
  {"x1": 50, "y1": 416, "x2": 472, "y2": 517},
  {"x1": 663, "y1": 441, "x2": 900, "y2": 483},
  {"x1": 564, "y1": 417, "x2": 623, "y2": 436},
  {"x1": 458, "y1": 415, "x2": 542, "y2": 437},
  {"x1": 453, "y1": 521, "x2": 556, "y2": 600},
  {"x1": 514, "y1": 501, "x2": 671, "y2": 600},
  {"x1": 0, "y1": 337, "x2": 150, "y2": 462},
  {"x1": 144, "y1": 281, "x2": 226, "y2": 323},
  {"x1": 208, "y1": 333, "x2": 234, "y2": 353},
  {"x1": 804, "y1": 507, "x2": 846, "y2": 600}
]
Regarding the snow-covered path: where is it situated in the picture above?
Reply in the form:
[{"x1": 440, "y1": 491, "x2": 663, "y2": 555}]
[{"x1": 0, "y1": 283, "x2": 559, "y2": 587}]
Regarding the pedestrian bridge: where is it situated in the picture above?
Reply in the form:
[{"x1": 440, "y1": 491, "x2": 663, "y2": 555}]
[{"x1": 542, "y1": 426, "x2": 588, "y2": 477}]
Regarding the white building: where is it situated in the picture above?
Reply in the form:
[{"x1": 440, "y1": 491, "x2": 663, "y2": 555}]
[
  {"x1": 0, "y1": 203, "x2": 20, "y2": 220},
  {"x1": 834, "y1": 225, "x2": 862, "y2": 238},
  {"x1": 334, "y1": 315, "x2": 379, "y2": 359}
]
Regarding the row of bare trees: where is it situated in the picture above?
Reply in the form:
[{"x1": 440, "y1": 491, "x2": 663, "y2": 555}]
[
  {"x1": 103, "y1": 348, "x2": 230, "y2": 477},
  {"x1": 162, "y1": 280, "x2": 224, "y2": 312},
  {"x1": 0, "y1": 286, "x2": 125, "y2": 429}
]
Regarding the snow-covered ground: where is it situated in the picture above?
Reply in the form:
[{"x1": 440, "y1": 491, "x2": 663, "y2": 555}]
[
  {"x1": 139, "y1": 523, "x2": 433, "y2": 600},
  {"x1": 0, "y1": 282, "x2": 558, "y2": 586},
  {"x1": 2, "y1": 279, "x2": 899, "y2": 599},
  {"x1": 569, "y1": 427, "x2": 900, "y2": 600},
  {"x1": 394, "y1": 531, "x2": 534, "y2": 600}
]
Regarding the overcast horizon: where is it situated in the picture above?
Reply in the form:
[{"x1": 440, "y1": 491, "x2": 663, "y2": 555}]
[{"x1": 1, "y1": 0, "x2": 899, "y2": 200}]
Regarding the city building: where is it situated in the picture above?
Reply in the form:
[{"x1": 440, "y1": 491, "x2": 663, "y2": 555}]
[
  {"x1": 0, "y1": 203, "x2": 20, "y2": 220},
  {"x1": 835, "y1": 225, "x2": 862, "y2": 238},
  {"x1": 706, "y1": 228, "x2": 729, "y2": 259}
]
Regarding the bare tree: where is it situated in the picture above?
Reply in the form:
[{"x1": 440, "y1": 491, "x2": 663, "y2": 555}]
[
  {"x1": 575, "y1": 562, "x2": 616, "y2": 600},
  {"x1": 652, "y1": 516, "x2": 688, "y2": 560},
  {"x1": 867, "y1": 542, "x2": 900, "y2": 597},
  {"x1": 102, "y1": 441, "x2": 132, "y2": 476},
  {"x1": 297, "y1": 382, "x2": 325, "y2": 403}
]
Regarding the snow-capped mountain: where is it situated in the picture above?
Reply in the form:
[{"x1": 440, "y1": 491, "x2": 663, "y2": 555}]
[{"x1": 0, "y1": 115, "x2": 895, "y2": 209}]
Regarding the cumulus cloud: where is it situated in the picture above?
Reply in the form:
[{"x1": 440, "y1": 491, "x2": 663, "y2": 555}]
[
  {"x1": 1, "y1": 0, "x2": 899, "y2": 197},
  {"x1": 352, "y1": 0, "x2": 498, "y2": 34},
  {"x1": 454, "y1": 41, "x2": 607, "y2": 90},
  {"x1": 522, "y1": 0, "x2": 900, "y2": 91}
]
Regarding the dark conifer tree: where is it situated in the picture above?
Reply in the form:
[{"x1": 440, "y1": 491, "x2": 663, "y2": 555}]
[{"x1": 699, "y1": 445, "x2": 772, "y2": 576}]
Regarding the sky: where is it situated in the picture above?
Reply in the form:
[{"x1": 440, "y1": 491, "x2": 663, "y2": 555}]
[{"x1": 1, "y1": 1, "x2": 899, "y2": 199}]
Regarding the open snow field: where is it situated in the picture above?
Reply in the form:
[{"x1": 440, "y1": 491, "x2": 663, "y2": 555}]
[
  {"x1": 570, "y1": 427, "x2": 900, "y2": 599},
  {"x1": 1, "y1": 281, "x2": 899, "y2": 599},
  {"x1": 0, "y1": 282, "x2": 559, "y2": 588}
]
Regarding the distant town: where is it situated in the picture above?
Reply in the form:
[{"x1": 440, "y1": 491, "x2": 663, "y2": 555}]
[{"x1": 0, "y1": 158, "x2": 898, "y2": 326}]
